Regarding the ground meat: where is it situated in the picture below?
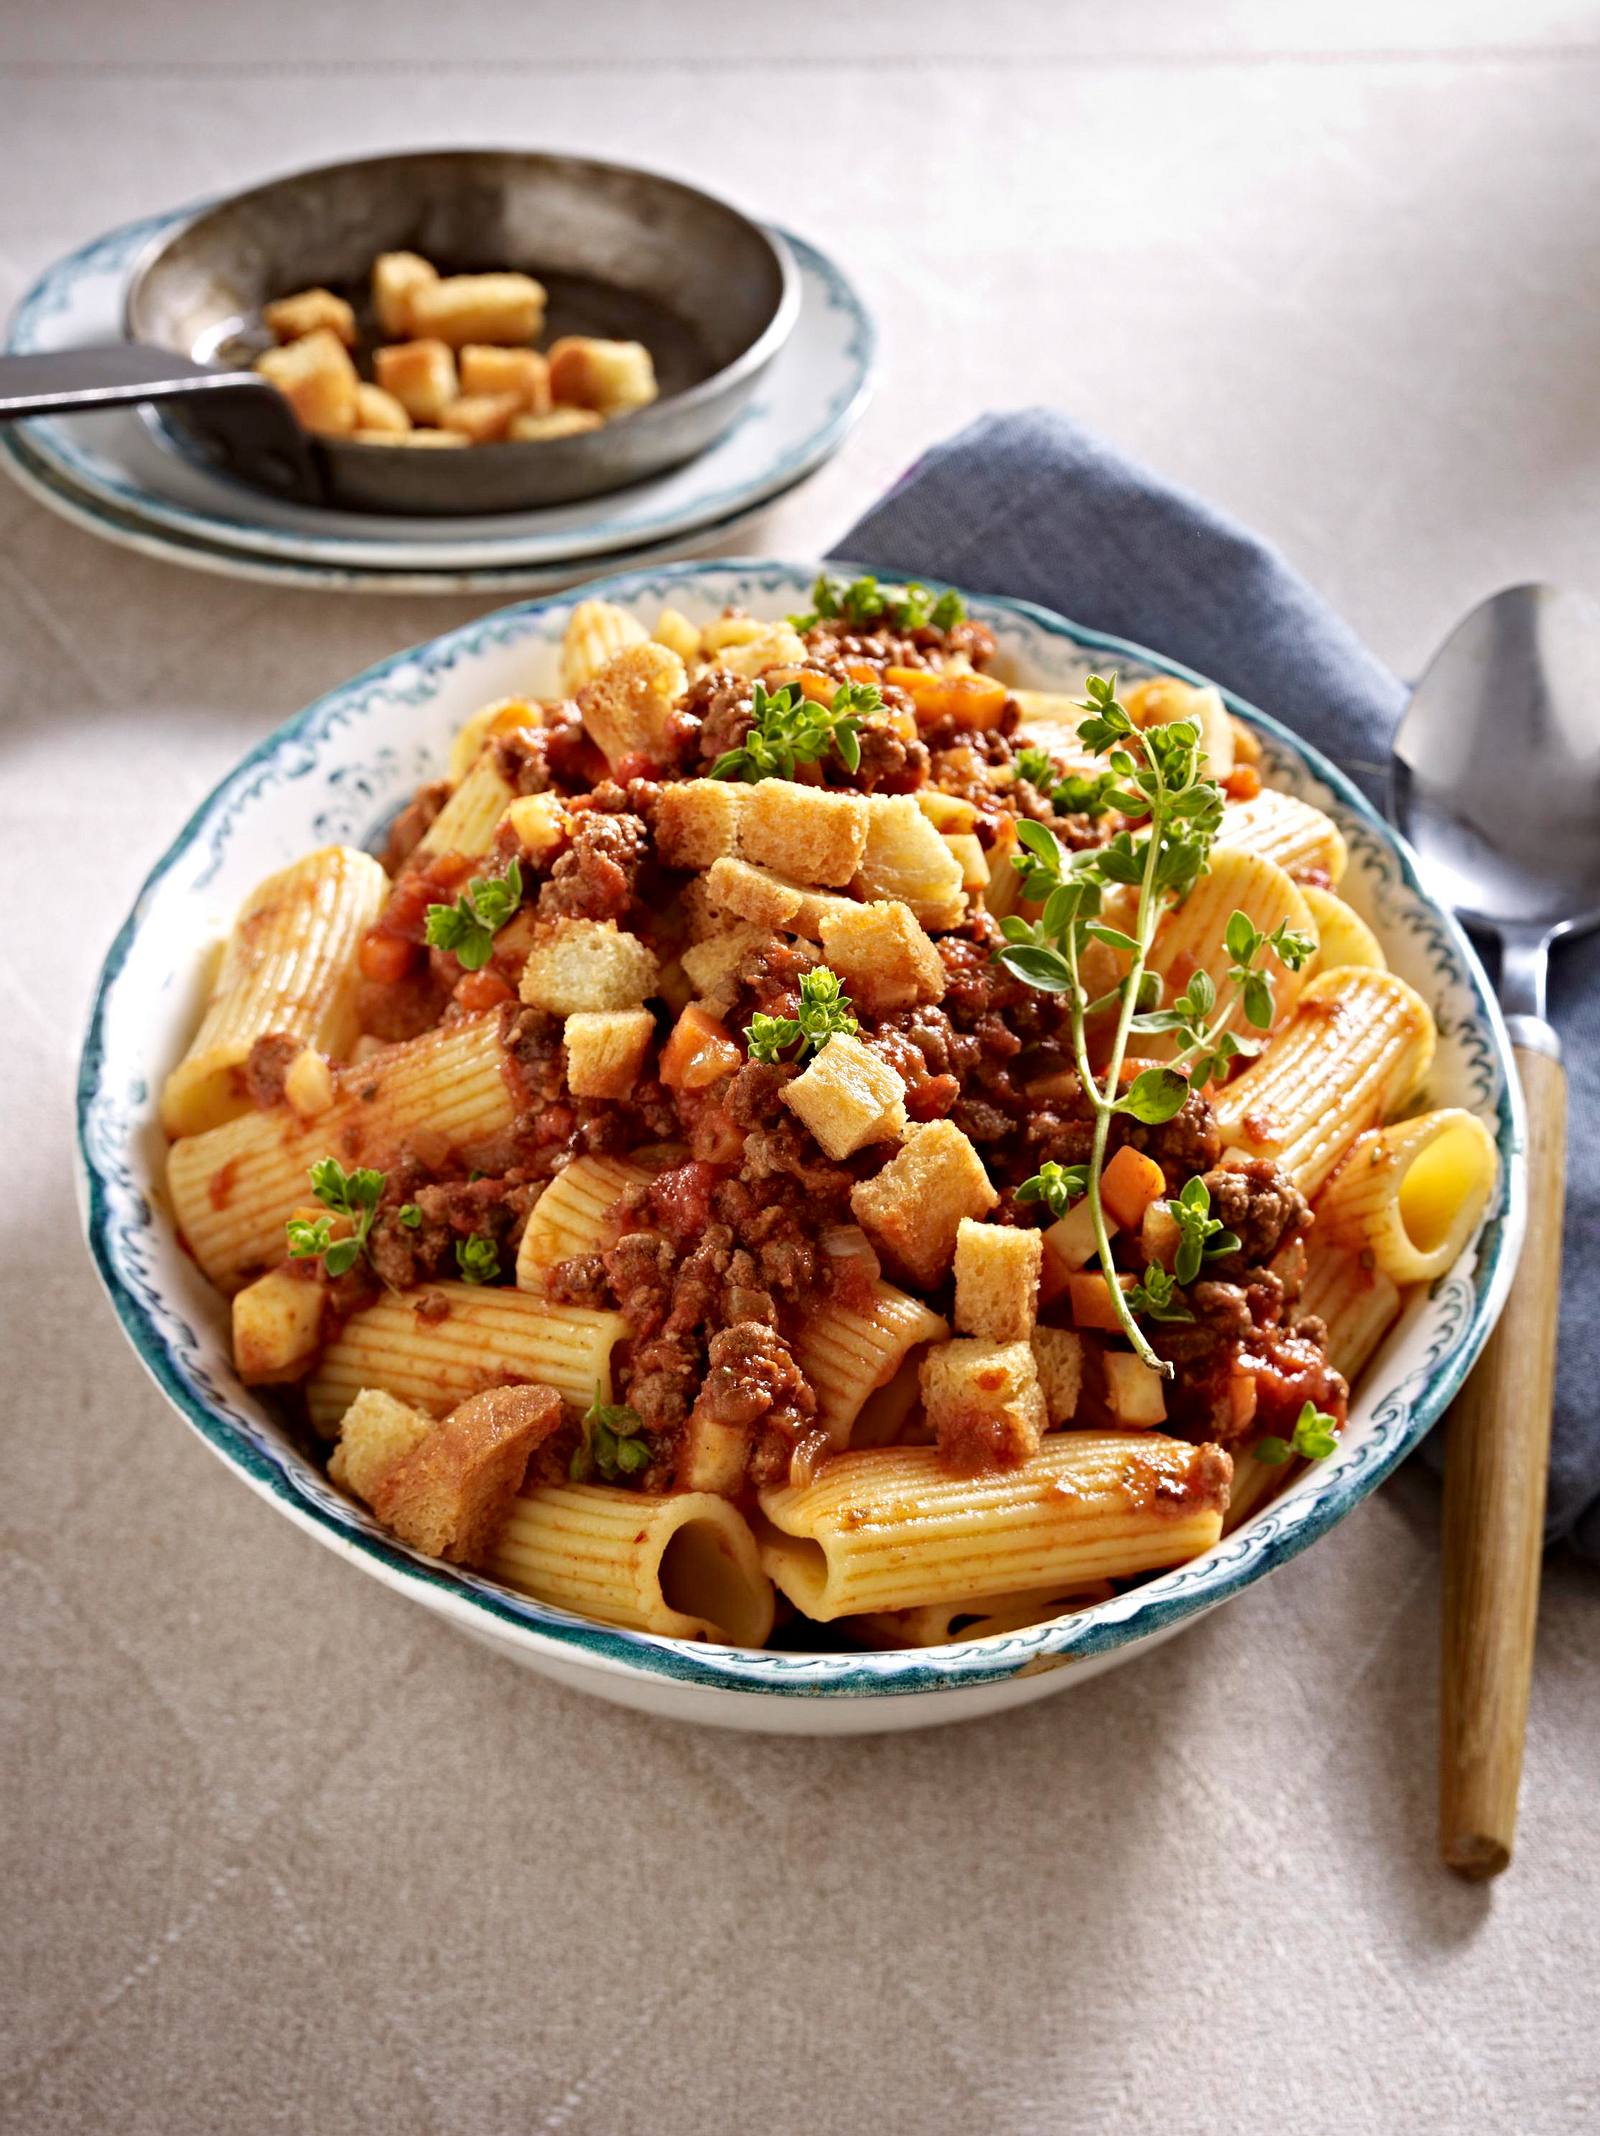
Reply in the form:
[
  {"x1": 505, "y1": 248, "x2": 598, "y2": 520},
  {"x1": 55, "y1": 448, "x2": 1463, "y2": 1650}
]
[
  {"x1": 697, "y1": 1319, "x2": 813, "y2": 1428},
  {"x1": 723, "y1": 1059, "x2": 791, "y2": 1129},
  {"x1": 739, "y1": 1122, "x2": 856, "y2": 1205},
  {"x1": 494, "y1": 705, "x2": 606, "y2": 796},
  {"x1": 852, "y1": 722, "x2": 929, "y2": 793},
  {"x1": 1203, "y1": 1157, "x2": 1311, "y2": 1268},
  {"x1": 1152, "y1": 1272, "x2": 1347, "y2": 1450},
  {"x1": 624, "y1": 1332, "x2": 701, "y2": 1441},
  {"x1": 501, "y1": 1003, "x2": 566, "y2": 1106},
  {"x1": 242, "y1": 1032, "x2": 300, "y2": 1110},
  {"x1": 537, "y1": 808, "x2": 648, "y2": 922},
  {"x1": 382, "y1": 780, "x2": 450, "y2": 872},
  {"x1": 365, "y1": 1174, "x2": 530, "y2": 1290},
  {"x1": 546, "y1": 1252, "x2": 610, "y2": 1307},
  {"x1": 663, "y1": 1225, "x2": 735, "y2": 1336},
  {"x1": 605, "y1": 1229, "x2": 677, "y2": 1338},
  {"x1": 683, "y1": 669, "x2": 756, "y2": 767}
]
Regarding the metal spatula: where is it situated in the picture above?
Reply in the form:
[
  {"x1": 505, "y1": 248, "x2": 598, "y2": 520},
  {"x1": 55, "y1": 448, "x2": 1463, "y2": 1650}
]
[{"x1": 1390, "y1": 582, "x2": 1600, "y2": 1878}]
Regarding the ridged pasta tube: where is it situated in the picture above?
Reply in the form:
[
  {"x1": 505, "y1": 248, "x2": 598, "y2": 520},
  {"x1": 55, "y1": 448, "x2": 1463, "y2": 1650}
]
[
  {"x1": 307, "y1": 1284, "x2": 626, "y2": 1433},
  {"x1": 1299, "y1": 1240, "x2": 1403, "y2": 1382},
  {"x1": 559, "y1": 599, "x2": 648, "y2": 696},
  {"x1": 168, "y1": 1012, "x2": 516, "y2": 1290},
  {"x1": 414, "y1": 753, "x2": 517, "y2": 863},
  {"x1": 159, "y1": 846, "x2": 386, "y2": 1137},
  {"x1": 756, "y1": 1433, "x2": 1230, "y2": 1620},
  {"x1": 1300, "y1": 885, "x2": 1385, "y2": 976},
  {"x1": 792, "y1": 1279, "x2": 950, "y2": 1447},
  {"x1": 1212, "y1": 968, "x2": 1436, "y2": 1196},
  {"x1": 486, "y1": 1485, "x2": 774, "y2": 1646},
  {"x1": 1314, "y1": 1108, "x2": 1498, "y2": 1285},
  {"x1": 1145, "y1": 847, "x2": 1314, "y2": 1056},
  {"x1": 515, "y1": 1154, "x2": 656, "y2": 1287},
  {"x1": 1214, "y1": 788, "x2": 1348, "y2": 886}
]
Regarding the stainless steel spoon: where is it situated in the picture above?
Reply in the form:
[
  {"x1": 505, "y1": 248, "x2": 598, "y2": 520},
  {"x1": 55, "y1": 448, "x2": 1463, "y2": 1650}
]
[{"x1": 1390, "y1": 582, "x2": 1600, "y2": 1878}]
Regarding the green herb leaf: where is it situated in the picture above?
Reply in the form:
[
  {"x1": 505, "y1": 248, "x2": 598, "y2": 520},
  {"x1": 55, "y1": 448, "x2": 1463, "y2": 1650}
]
[
  {"x1": 455, "y1": 1233, "x2": 500, "y2": 1286},
  {"x1": 1127, "y1": 1263, "x2": 1194, "y2": 1323},
  {"x1": 743, "y1": 965, "x2": 858, "y2": 1063},
  {"x1": 708, "y1": 679, "x2": 875, "y2": 785},
  {"x1": 1016, "y1": 1160, "x2": 1090, "y2": 1220},
  {"x1": 1118, "y1": 1066, "x2": 1191, "y2": 1124},
  {"x1": 286, "y1": 1157, "x2": 390, "y2": 1277},
  {"x1": 1292, "y1": 1400, "x2": 1340, "y2": 1459},
  {"x1": 570, "y1": 1384, "x2": 652, "y2": 1483},
  {"x1": 398, "y1": 1203, "x2": 422, "y2": 1230},
  {"x1": 323, "y1": 1237, "x2": 362, "y2": 1279},
  {"x1": 286, "y1": 1215, "x2": 332, "y2": 1260},
  {"x1": 424, "y1": 858, "x2": 523, "y2": 973}
]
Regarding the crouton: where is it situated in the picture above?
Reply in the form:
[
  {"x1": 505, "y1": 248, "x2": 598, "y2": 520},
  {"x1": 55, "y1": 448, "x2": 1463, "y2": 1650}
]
[
  {"x1": 919, "y1": 1339, "x2": 1046, "y2": 1471},
  {"x1": 849, "y1": 1121, "x2": 997, "y2": 1286},
  {"x1": 715, "y1": 624, "x2": 810, "y2": 681},
  {"x1": 547, "y1": 335, "x2": 658, "y2": 414},
  {"x1": 253, "y1": 329, "x2": 358, "y2": 435},
  {"x1": 459, "y1": 344, "x2": 551, "y2": 412},
  {"x1": 372, "y1": 250, "x2": 438, "y2": 338},
  {"x1": 738, "y1": 780, "x2": 869, "y2": 887},
  {"x1": 370, "y1": 1382, "x2": 564, "y2": 1564},
  {"x1": 440, "y1": 392, "x2": 524, "y2": 444},
  {"x1": 518, "y1": 919, "x2": 658, "y2": 1013},
  {"x1": 564, "y1": 1008, "x2": 656, "y2": 1099},
  {"x1": 818, "y1": 899, "x2": 945, "y2": 1014},
  {"x1": 655, "y1": 779, "x2": 746, "y2": 869},
  {"x1": 262, "y1": 286, "x2": 356, "y2": 347},
  {"x1": 509, "y1": 408, "x2": 605, "y2": 442},
  {"x1": 679, "y1": 924, "x2": 779, "y2": 1017},
  {"x1": 705, "y1": 856, "x2": 859, "y2": 940},
  {"x1": 782, "y1": 1034, "x2": 908, "y2": 1160},
  {"x1": 408, "y1": 272, "x2": 546, "y2": 348},
  {"x1": 577, "y1": 641, "x2": 687, "y2": 770},
  {"x1": 352, "y1": 382, "x2": 411, "y2": 435},
  {"x1": 1030, "y1": 1327, "x2": 1085, "y2": 1425},
  {"x1": 915, "y1": 790, "x2": 978, "y2": 833},
  {"x1": 852, "y1": 795, "x2": 967, "y2": 929},
  {"x1": 373, "y1": 339, "x2": 458, "y2": 425},
  {"x1": 329, "y1": 1387, "x2": 435, "y2": 1504},
  {"x1": 232, "y1": 1267, "x2": 326, "y2": 1385},
  {"x1": 953, "y1": 1218, "x2": 1042, "y2": 1343},
  {"x1": 560, "y1": 599, "x2": 649, "y2": 697}
]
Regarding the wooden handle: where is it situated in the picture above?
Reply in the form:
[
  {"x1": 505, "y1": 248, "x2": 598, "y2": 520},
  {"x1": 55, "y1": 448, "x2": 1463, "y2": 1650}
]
[{"x1": 1439, "y1": 1041, "x2": 1566, "y2": 1879}]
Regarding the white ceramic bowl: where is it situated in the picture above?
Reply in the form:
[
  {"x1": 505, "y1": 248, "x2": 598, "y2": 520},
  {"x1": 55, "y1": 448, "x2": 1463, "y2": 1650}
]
[{"x1": 78, "y1": 561, "x2": 1523, "y2": 1733}]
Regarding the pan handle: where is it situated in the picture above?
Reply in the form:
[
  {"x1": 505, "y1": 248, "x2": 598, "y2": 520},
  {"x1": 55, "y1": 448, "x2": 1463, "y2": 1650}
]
[{"x1": 0, "y1": 344, "x2": 323, "y2": 503}]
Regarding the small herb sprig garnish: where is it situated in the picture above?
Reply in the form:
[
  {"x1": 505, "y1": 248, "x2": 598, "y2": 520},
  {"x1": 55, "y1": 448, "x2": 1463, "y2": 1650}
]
[
  {"x1": 1133, "y1": 913, "x2": 1315, "y2": 1087},
  {"x1": 1126, "y1": 1263, "x2": 1192, "y2": 1324},
  {"x1": 745, "y1": 966, "x2": 858, "y2": 1064},
  {"x1": 286, "y1": 1157, "x2": 387, "y2": 1278},
  {"x1": 455, "y1": 1233, "x2": 500, "y2": 1286},
  {"x1": 1167, "y1": 1176, "x2": 1242, "y2": 1283},
  {"x1": 709, "y1": 678, "x2": 879, "y2": 784},
  {"x1": 1255, "y1": 1400, "x2": 1340, "y2": 1466},
  {"x1": 570, "y1": 1386, "x2": 652, "y2": 1482},
  {"x1": 1015, "y1": 1159, "x2": 1089, "y2": 1218},
  {"x1": 790, "y1": 571, "x2": 965, "y2": 636},
  {"x1": 423, "y1": 858, "x2": 523, "y2": 972},
  {"x1": 1014, "y1": 745, "x2": 1122, "y2": 822}
]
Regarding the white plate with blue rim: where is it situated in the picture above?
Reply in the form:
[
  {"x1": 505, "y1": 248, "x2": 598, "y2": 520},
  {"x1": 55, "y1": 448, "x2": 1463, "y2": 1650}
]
[
  {"x1": 3, "y1": 210, "x2": 874, "y2": 578},
  {"x1": 77, "y1": 560, "x2": 1523, "y2": 1734}
]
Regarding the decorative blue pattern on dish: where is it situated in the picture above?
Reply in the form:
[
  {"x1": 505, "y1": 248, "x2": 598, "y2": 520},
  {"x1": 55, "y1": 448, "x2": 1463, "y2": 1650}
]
[{"x1": 77, "y1": 562, "x2": 1523, "y2": 1700}]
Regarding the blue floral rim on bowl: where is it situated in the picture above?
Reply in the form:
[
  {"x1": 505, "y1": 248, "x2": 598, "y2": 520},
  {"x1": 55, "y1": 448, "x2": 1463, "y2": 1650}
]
[{"x1": 76, "y1": 560, "x2": 1525, "y2": 1701}]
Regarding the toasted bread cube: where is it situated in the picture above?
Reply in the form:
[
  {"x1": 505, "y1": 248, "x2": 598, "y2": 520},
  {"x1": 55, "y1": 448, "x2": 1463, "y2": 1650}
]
[
  {"x1": 782, "y1": 1034, "x2": 907, "y2": 1160},
  {"x1": 459, "y1": 344, "x2": 551, "y2": 411},
  {"x1": 852, "y1": 795, "x2": 967, "y2": 930},
  {"x1": 915, "y1": 790, "x2": 978, "y2": 833},
  {"x1": 1030, "y1": 1327, "x2": 1085, "y2": 1425},
  {"x1": 1103, "y1": 1351, "x2": 1168, "y2": 1428},
  {"x1": 356, "y1": 427, "x2": 467, "y2": 447},
  {"x1": 408, "y1": 272, "x2": 546, "y2": 348},
  {"x1": 439, "y1": 392, "x2": 523, "y2": 444},
  {"x1": 818, "y1": 899, "x2": 945, "y2": 1014},
  {"x1": 850, "y1": 1121, "x2": 997, "y2": 1287},
  {"x1": 547, "y1": 335, "x2": 658, "y2": 414},
  {"x1": 509, "y1": 408, "x2": 605, "y2": 442},
  {"x1": 679, "y1": 924, "x2": 782, "y2": 1017},
  {"x1": 738, "y1": 780, "x2": 869, "y2": 888},
  {"x1": 262, "y1": 286, "x2": 356, "y2": 347},
  {"x1": 373, "y1": 339, "x2": 459, "y2": 425},
  {"x1": 352, "y1": 381, "x2": 412, "y2": 435},
  {"x1": 329, "y1": 1387, "x2": 435, "y2": 1503},
  {"x1": 705, "y1": 857, "x2": 858, "y2": 941},
  {"x1": 518, "y1": 918, "x2": 658, "y2": 1013},
  {"x1": 253, "y1": 329, "x2": 358, "y2": 435},
  {"x1": 564, "y1": 1008, "x2": 656, "y2": 1099},
  {"x1": 919, "y1": 1338, "x2": 1046, "y2": 1471},
  {"x1": 656, "y1": 780, "x2": 745, "y2": 870},
  {"x1": 577, "y1": 641, "x2": 687, "y2": 771},
  {"x1": 372, "y1": 250, "x2": 438, "y2": 338},
  {"x1": 953, "y1": 1218, "x2": 1042, "y2": 1342},
  {"x1": 232, "y1": 1267, "x2": 325, "y2": 1385},
  {"x1": 561, "y1": 599, "x2": 650, "y2": 697},
  {"x1": 716, "y1": 624, "x2": 810, "y2": 681},
  {"x1": 652, "y1": 606, "x2": 702, "y2": 663},
  {"x1": 371, "y1": 1383, "x2": 564, "y2": 1565},
  {"x1": 502, "y1": 792, "x2": 571, "y2": 864}
]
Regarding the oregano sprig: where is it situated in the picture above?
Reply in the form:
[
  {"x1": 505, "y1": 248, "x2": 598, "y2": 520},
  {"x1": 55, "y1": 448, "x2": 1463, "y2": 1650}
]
[
  {"x1": 790, "y1": 571, "x2": 965, "y2": 636},
  {"x1": 709, "y1": 678, "x2": 877, "y2": 783},
  {"x1": 1255, "y1": 1400, "x2": 1340, "y2": 1466},
  {"x1": 570, "y1": 1386, "x2": 652, "y2": 1482},
  {"x1": 745, "y1": 966, "x2": 858, "y2": 1063},
  {"x1": 285, "y1": 1157, "x2": 387, "y2": 1278},
  {"x1": 424, "y1": 858, "x2": 523, "y2": 972}
]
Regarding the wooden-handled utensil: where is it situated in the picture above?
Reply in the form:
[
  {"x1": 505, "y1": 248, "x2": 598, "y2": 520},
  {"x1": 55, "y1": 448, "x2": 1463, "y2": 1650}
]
[{"x1": 1390, "y1": 583, "x2": 1600, "y2": 1877}]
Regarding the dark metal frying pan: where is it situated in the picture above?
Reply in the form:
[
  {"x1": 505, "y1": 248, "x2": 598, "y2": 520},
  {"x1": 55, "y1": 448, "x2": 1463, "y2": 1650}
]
[{"x1": 0, "y1": 149, "x2": 799, "y2": 517}]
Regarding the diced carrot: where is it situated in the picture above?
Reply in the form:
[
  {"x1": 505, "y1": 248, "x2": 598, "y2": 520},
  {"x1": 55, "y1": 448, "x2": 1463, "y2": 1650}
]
[
  {"x1": 660, "y1": 1002, "x2": 741, "y2": 1091},
  {"x1": 884, "y1": 666, "x2": 1009, "y2": 730},
  {"x1": 454, "y1": 969, "x2": 513, "y2": 1013},
  {"x1": 1101, "y1": 1146, "x2": 1167, "y2": 1230},
  {"x1": 1223, "y1": 764, "x2": 1262, "y2": 802},
  {"x1": 1067, "y1": 1271, "x2": 1137, "y2": 1332},
  {"x1": 843, "y1": 662, "x2": 880, "y2": 686},
  {"x1": 358, "y1": 929, "x2": 417, "y2": 984}
]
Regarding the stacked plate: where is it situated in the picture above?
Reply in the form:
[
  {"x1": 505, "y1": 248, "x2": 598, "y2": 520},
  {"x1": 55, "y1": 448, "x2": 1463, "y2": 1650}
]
[{"x1": 2, "y1": 207, "x2": 874, "y2": 595}]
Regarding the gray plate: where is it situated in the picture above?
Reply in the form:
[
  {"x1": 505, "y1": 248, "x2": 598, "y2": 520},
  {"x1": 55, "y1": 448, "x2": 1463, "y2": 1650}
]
[{"x1": 124, "y1": 148, "x2": 799, "y2": 516}]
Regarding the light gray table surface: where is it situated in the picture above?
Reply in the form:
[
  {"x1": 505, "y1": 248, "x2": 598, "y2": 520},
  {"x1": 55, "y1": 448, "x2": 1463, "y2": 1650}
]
[{"x1": 2, "y1": 5, "x2": 1597, "y2": 2131}]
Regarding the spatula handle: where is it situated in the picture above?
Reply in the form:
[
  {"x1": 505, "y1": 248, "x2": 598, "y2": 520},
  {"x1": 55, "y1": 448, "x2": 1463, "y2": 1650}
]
[{"x1": 1439, "y1": 1038, "x2": 1566, "y2": 1878}]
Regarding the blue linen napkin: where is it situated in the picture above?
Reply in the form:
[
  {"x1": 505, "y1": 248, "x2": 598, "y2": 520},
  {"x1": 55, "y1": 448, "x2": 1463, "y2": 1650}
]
[{"x1": 833, "y1": 409, "x2": 1599, "y2": 1561}]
